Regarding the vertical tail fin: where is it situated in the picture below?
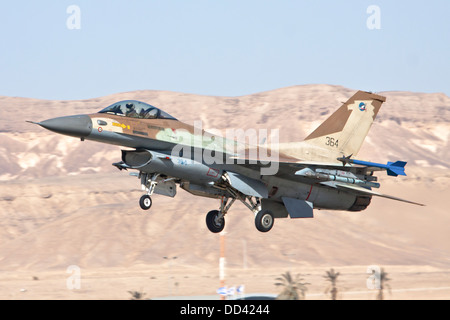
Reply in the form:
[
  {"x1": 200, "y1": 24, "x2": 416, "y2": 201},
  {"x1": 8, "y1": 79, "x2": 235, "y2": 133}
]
[{"x1": 279, "y1": 90, "x2": 386, "y2": 162}]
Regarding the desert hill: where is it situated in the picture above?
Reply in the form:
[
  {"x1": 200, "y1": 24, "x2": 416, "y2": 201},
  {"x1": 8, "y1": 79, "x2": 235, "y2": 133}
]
[
  {"x1": 0, "y1": 84, "x2": 449, "y2": 299},
  {"x1": 1, "y1": 84, "x2": 449, "y2": 180}
]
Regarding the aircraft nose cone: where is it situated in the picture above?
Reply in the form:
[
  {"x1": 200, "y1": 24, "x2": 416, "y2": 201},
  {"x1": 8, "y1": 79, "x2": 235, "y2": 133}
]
[{"x1": 38, "y1": 115, "x2": 92, "y2": 138}]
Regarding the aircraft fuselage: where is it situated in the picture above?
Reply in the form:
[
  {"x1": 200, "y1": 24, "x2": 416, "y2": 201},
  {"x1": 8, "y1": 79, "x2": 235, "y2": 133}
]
[{"x1": 32, "y1": 93, "x2": 417, "y2": 233}]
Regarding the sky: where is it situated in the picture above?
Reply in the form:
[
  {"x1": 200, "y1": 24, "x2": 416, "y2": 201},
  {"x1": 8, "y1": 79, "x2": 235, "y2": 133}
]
[{"x1": 0, "y1": 0, "x2": 449, "y2": 100}]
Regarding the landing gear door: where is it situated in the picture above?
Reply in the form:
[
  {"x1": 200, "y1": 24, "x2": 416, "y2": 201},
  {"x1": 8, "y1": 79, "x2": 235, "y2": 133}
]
[
  {"x1": 154, "y1": 180, "x2": 177, "y2": 197},
  {"x1": 226, "y1": 172, "x2": 269, "y2": 198}
]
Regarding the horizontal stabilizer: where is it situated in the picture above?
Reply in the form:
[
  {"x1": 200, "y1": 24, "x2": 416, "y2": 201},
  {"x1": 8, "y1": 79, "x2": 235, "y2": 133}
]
[{"x1": 334, "y1": 183, "x2": 425, "y2": 206}]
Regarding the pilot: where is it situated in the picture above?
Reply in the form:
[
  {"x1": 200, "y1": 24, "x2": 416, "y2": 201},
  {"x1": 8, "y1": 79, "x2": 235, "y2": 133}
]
[
  {"x1": 144, "y1": 107, "x2": 159, "y2": 119},
  {"x1": 126, "y1": 103, "x2": 138, "y2": 118}
]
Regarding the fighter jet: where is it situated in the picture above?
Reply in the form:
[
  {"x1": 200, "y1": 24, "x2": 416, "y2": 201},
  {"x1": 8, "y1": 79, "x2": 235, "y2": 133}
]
[{"x1": 29, "y1": 91, "x2": 424, "y2": 233}]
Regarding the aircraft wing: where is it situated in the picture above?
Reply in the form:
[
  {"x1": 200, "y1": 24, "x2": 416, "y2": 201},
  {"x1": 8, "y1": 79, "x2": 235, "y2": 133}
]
[{"x1": 229, "y1": 156, "x2": 425, "y2": 206}]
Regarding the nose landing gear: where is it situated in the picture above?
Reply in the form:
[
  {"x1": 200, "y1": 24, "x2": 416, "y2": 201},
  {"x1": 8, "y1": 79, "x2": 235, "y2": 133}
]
[
  {"x1": 139, "y1": 173, "x2": 159, "y2": 211},
  {"x1": 139, "y1": 194, "x2": 152, "y2": 210}
]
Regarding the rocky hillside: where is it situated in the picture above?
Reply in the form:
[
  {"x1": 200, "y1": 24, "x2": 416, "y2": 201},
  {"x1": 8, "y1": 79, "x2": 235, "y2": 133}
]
[
  {"x1": 0, "y1": 84, "x2": 448, "y2": 181},
  {"x1": 0, "y1": 85, "x2": 449, "y2": 274}
]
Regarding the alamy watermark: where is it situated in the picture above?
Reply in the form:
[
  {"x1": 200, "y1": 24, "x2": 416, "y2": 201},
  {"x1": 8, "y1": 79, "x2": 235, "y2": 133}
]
[
  {"x1": 366, "y1": 265, "x2": 381, "y2": 290},
  {"x1": 66, "y1": 5, "x2": 81, "y2": 30},
  {"x1": 170, "y1": 120, "x2": 280, "y2": 175},
  {"x1": 66, "y1": 265, "x2": 81, "y2": 290},
  {"x1": 366, "y1": 5, "x2": 381, "y2": 30}
]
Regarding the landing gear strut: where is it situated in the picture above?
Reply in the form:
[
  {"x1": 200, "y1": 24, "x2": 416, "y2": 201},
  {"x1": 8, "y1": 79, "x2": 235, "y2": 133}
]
[{"x1": 229, "y1": 190, "x2": 276, "y2": 233}]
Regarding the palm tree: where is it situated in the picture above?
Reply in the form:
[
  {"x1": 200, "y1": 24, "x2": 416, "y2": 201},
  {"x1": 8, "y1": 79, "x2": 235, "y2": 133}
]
[
  {"x1": 275, "y1": 271, "x2": 310, "y2": 300},
  {"x1": 376, "y1": 268, "x2": 391, "y2": 300},
  {"x1": 128, "y1": 289, "x2": 147, "y2": 300},
  {"x1": 323, "y1": 268, "x2": 340, "y2": 300}
]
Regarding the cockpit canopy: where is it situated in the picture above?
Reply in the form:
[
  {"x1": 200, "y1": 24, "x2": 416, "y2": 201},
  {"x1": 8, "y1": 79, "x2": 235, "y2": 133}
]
[{"x1": 98, "y1": 100, "x2": 177, "y2": 120}]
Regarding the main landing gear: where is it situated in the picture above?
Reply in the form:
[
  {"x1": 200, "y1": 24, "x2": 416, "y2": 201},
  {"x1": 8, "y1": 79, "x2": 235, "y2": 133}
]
[
  {"x1": 205, "y1": 196, "x2": 235, "y2": 233},
  {"x1": 205, "y1": 192, "x2": 275, "y2": 233},
  {"x1": 206, "y1": 210, "x2": 225, "y2": 233},
  {"x1": 254, "y1": 210, "x2": 274, "y2": 233}
]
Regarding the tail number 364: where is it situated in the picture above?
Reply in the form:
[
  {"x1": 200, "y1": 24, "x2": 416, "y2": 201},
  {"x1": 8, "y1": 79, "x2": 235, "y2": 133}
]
[{"x1": 325, "y1": 137, "x2": 339, "y2": 148}]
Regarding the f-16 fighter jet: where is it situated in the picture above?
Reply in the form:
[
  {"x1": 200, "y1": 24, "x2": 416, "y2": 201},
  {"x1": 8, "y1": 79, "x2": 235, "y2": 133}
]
[{"x1": 30, "y1": 91, "x2": 423, "y2": 233}]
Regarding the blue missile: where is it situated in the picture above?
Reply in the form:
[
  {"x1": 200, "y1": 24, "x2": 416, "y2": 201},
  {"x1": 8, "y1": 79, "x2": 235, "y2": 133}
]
[{"x1": 337, "y1": 157, "x2": 407, "y2": 177}]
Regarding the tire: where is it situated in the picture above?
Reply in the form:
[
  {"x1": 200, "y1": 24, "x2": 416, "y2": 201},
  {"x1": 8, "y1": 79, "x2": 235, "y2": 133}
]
[
  {"x1": 206, "y1": 210, "x2": 225, "y2": 233},
  {"x1": 139, "y1": 195, "x2": 152, "y2": 210},
  {"x1": 255, "y1": 210, "x2": 274, "y2": 232}
]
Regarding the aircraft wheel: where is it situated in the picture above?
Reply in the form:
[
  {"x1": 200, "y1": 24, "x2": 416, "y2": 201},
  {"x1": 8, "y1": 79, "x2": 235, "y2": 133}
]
[
  {"x1": 255, "y1": 210, "x2": 274, "y2": 233},
  {"x1": 206, "y1": 210, "x2": 225, "y2": 233},
  {"x1": 139, "y1": 195, "x2": 152, "y2": 210}
]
